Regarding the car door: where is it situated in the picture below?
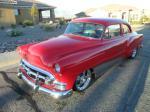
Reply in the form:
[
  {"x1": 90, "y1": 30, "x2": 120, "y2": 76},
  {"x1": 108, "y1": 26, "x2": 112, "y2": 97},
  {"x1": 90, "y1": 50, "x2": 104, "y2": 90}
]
[
  {"x1": 101, "y1": 24, "x2": 127, "y2": 60},
  {"x1": 93, "y1": 24, "x2": 126, "y2": 77}
]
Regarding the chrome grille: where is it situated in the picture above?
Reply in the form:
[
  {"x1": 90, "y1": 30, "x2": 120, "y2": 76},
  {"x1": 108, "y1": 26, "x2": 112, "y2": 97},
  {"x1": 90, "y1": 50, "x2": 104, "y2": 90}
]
[{"x1": 20, "y1": 59, "x2": 55, "y2": 83}]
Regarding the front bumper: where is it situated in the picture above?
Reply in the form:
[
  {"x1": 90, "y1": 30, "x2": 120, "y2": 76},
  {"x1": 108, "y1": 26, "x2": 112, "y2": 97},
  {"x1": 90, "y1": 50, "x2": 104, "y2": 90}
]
[{"x1": 18, "y1": 72, "x2": 73, "y2": 99}]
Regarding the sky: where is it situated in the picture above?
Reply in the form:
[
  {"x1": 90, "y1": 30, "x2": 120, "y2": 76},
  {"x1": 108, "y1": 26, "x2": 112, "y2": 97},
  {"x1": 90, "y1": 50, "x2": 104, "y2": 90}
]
[{"x1": 37, "y1": 0, "x2": 150, "y2": 18}]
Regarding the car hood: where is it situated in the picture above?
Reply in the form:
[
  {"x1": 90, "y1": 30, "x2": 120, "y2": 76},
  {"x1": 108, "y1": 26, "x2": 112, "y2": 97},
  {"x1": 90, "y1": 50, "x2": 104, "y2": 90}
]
[{"x1": 19, "y1": 34, "x2": 101, "y2": 67}]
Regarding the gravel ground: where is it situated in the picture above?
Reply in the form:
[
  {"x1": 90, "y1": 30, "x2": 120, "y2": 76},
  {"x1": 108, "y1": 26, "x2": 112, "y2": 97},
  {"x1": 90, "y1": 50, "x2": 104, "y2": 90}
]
[
  {"x1": 0, "y1": 25, "x2": 150, "y2": 112},
  {"x1": 0, "y1": 25, "x2": 66, "y2": 53}
]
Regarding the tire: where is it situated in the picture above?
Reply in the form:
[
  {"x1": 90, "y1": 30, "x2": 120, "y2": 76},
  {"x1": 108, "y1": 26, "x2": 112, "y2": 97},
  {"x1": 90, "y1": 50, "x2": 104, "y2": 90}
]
[
  {"x1": 74, "y1": 70, "x2": 92, "y2": 92},
  {"x1": 130, "y1": 48, "x2": 138, "y2": 59}
]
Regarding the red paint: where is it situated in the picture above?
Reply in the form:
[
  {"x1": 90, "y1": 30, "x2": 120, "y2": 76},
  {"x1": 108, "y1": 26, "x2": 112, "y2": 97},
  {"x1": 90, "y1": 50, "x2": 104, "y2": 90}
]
[{"x1": 17, "y1": 18, "x2": 143, "y2": 91}]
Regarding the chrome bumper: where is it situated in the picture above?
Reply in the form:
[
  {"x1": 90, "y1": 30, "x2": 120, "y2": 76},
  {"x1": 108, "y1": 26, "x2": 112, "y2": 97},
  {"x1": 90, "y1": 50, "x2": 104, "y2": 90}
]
[{"x1": 18, "y1": 72, "x2": 73, "y2": 99}]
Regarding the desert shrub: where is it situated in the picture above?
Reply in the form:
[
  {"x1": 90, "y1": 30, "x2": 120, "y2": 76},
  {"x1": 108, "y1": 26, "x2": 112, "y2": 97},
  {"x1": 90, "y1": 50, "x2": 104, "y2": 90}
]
[
  {"x1": 131, "y1": 21, "x2": 143, "y2": 25},
  {"x1": 39, "y1": 22, "x2": 45, "y2": 29},
  {"x1": 43, "y1": 23, "x2": 56, "y2": 31},
  {"x1": 23, "y1": 20, "x2": 33, "y2": 26},
  {"x1": 8, "y1": 30, "x2": 23, "y2": 37},
  {"x1": 22, "y1": 24, "x2": 26, "y2": 28},
  {"x1": 11, "y1": 24, "x2": 17, "y2": 29},
  {"x1": 19, "y1": 22, "x2": 23, "y2": 25},
  {"x1": 133, "y1": 15, "x2": 150, "y2": 25},
  {"x1": 0, "y1": 26, "x2": 5, "y2": 30},
  {"x1": 140, "y1": 15, "x2": 150, "y2": 23},
  {"x1": 59, "y1": 19, "x2": 66, "y2": 25}
]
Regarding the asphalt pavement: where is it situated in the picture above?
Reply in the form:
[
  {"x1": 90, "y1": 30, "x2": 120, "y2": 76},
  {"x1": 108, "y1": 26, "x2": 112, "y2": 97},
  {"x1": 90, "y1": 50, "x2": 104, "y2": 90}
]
[{"x1": 0, "y1": 25, "x2": 150, "y2": 112}]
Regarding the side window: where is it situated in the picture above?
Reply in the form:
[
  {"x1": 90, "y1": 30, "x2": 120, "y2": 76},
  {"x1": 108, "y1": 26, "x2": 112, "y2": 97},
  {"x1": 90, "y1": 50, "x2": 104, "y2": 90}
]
[
  {"x1": 83, "y1": 24, "x2": 104, "y2": 38},
  {"x1": 104, "y1": 24, "x2": 120, "y2": 39},
  {"x1": 122, "y1": 24, "x2": 131, "y2": 34}
]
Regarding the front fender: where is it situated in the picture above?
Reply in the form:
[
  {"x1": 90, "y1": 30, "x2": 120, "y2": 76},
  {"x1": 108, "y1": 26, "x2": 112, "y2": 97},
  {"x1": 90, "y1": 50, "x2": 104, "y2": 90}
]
[{"x1": 58, "y1": 47, "x2": 106, "y2": 89}]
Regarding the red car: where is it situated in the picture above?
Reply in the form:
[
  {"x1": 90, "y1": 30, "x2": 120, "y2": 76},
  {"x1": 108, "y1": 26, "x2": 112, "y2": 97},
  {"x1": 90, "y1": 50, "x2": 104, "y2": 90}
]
[{"x1": 17, "y1": 18, "x2": 143, "y2": 99}]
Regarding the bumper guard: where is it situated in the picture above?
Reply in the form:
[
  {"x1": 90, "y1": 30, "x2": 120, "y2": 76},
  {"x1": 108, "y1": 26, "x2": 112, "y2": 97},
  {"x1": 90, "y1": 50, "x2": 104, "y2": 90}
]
[{"x1": 18, "y1": 72, "x2": 73, "y2": 99}]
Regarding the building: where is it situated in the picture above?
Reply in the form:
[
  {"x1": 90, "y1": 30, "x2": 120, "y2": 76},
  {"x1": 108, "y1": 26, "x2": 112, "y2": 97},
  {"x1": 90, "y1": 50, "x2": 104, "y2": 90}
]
[
  {"x1": 75, "y1": 12, "x2": 90, "y2": 18},
  {"x1": 100, "y1": 4, "x2": 141, "y2": 23},
  {"x1": 75, "y1": 4, "x2": 149, "y2": 23},
  {"x1": 0, "y1": 0, "x2": 56, "y2": 26}
]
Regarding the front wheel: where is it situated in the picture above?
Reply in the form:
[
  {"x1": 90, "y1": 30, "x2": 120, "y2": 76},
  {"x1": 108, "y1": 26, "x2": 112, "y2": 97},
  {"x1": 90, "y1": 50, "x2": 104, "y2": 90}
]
[{"x1": 74, "y1": 70, "x2": 92, "y2": 92}]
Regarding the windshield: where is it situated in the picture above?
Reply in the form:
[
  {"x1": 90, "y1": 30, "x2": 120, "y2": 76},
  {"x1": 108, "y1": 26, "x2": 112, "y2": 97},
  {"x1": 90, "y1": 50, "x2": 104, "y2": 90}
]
[{"x1": 64, "y1": 22, "x2": 104, "y2": 38}]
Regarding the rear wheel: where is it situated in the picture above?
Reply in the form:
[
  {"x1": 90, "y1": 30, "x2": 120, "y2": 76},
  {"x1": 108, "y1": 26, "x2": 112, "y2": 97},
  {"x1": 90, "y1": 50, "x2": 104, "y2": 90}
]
[
  {"x1": 130, "y1": 48, "x2": 138, "y2": 59},
  {"x1": 74, "y1": 70, "x2": 92, "y2": 92}
]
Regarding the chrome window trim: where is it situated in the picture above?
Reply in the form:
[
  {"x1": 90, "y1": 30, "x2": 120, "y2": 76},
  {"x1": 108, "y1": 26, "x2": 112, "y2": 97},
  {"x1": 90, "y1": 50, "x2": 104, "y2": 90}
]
[{"x1": 21, "y1": 59, "x2": 55, "y2": 80}]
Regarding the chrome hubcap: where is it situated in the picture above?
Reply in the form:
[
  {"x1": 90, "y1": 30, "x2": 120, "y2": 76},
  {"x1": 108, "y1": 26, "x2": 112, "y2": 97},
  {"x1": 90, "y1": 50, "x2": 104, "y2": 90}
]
[
  {"x1": 76, "y1": 71, "x2": 91, "y2": 91},
  {"x1": 132, "y1": 49, "x2": 137, "y2": 58}
]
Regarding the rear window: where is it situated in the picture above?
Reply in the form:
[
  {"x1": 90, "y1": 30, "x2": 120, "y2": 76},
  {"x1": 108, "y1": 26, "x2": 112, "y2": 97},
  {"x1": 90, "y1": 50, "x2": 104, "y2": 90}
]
[{"x1": 122, "y1": 24, "x2": 131, "y2": 34}]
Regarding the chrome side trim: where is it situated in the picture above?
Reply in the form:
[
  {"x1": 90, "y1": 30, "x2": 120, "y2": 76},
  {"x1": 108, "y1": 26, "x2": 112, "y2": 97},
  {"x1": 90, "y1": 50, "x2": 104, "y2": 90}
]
[
  {"x1": 20, "y1": 73, "x2": 73, "y2": 99},
  {"x1": 21, "y1": 59, "x2": 55, "y2": 79}
]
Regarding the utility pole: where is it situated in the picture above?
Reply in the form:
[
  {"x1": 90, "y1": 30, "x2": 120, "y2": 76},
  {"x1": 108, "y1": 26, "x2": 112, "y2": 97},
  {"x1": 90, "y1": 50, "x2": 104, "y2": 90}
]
[
  {"x1": 142, "y1": 9, "x2": 145, "y2": 23},
  {"x1": 128, "y1": 9, "x2": 133, "y2": 24},
  {"x1": 122, "y1": 12, "x2": 126, "y2": 20}
]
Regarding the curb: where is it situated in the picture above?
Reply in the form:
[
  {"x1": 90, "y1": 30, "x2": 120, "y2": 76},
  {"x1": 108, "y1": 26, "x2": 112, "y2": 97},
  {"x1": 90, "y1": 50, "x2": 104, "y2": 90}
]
[{"x1": 0, "y1": 51, "x2": 20, "y2": 70}]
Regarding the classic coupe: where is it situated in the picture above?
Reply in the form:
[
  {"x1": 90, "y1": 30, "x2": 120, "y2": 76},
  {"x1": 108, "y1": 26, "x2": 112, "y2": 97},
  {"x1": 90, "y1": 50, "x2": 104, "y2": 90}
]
[{"x1": 17, "y1": 18, "x2": 143, "y2": 99}]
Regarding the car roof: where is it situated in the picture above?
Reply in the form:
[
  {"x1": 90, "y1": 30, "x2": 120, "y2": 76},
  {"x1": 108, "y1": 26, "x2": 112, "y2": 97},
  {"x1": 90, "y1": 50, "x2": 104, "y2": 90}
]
[{"x1": 72, "y1": 17, "x2": 129, "y2": 26}]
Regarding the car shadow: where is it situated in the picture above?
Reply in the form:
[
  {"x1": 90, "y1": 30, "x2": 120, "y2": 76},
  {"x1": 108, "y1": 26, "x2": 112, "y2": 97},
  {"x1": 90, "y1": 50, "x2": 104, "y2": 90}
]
[
  {"x1": 68, "y1": 59, "x2": 126, "y2": 112},
  {"x1": 0, "y1": 71, "x2": 42, "y2": 112}
]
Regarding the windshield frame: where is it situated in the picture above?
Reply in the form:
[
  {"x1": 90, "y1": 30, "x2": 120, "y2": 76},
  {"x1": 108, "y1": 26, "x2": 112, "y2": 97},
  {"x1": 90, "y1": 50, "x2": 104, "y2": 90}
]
[{"x1": 64, "y1": 22, "x2": 105, "y2": 39}]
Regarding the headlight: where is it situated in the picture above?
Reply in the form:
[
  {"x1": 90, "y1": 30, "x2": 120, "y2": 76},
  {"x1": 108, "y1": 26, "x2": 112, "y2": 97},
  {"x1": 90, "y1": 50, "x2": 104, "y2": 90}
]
[{"x1": 54, "y1": 64, "x2": 61, "y2": 73}]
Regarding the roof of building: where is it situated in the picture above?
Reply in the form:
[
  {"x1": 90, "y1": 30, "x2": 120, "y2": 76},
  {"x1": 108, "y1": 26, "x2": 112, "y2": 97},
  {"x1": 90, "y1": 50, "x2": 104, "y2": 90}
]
[
  {"x1": 72, "y1": 17, "x2": 129, "y2": 26},
  {"x1": 75, "y1": 12, "x2": 90, "y2": 18},
  {"x1": 0, "y1": 0, "x2": 56, "y2": 10}
]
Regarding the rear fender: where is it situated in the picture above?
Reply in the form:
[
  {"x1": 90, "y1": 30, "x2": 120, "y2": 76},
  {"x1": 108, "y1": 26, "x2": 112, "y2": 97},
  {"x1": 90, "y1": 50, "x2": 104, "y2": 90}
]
[{"x1": 126, "y1": 34, "x2": 143, "y2": 57}]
